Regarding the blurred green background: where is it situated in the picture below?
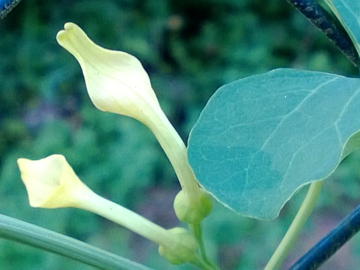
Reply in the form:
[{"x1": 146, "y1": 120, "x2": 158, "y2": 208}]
[{"x1": 1, "y1": 0, "x2": 360, "y2": 269}]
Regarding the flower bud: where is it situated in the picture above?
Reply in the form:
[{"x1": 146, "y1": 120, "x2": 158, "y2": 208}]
[{"x1": 174, "y1": 189, "x2": 213, "y2": 224}]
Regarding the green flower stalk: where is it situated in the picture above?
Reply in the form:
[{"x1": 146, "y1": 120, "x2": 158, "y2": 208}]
[
  {"x1": 56, "y1": 23, "x2": 212, "y2": 224},
  {"x1": 17, "y1": 155, "x2": 198, "y2": 265}
]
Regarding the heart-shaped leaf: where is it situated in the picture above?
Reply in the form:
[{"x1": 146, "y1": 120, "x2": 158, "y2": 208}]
[{"x1": 188, "y1": 69, "x2": 360, "y2": 219}]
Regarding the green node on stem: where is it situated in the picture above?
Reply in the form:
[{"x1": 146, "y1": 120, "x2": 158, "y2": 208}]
[
  {"x1": 174, "y1": 189, "x2": 213, "y2": 224},
  {"x1": 158, "y1": 227, "x2": 198, "y2": 265}
]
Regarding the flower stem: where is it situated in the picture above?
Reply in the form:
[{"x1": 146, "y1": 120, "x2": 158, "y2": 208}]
[
  {"x1": 264, "y1": 180, "x2": 323, "y2": 270},
  {"x1": 148, "y1": 108, "x2": 201, "y2": 200},
  {"x1": 190, "y1": 223, "x2": 219, "y2": 270},
  {"x1": 76, "y1": 189, "x2": 186, "y2": 251}
]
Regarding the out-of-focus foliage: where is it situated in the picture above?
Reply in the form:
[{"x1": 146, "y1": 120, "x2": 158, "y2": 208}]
[{"x1": 0, "y1": 0, "x2": 359, "y2": 269}]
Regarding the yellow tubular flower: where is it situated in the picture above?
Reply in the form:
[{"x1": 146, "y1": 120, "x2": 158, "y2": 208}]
[
  {"x1": 56, "y1": 23, "x2": 159, "y2": 124},
  {"x1": 56, "y1": 23, "x2": 212, "y2": 224},
  {"x1": 18, "y1": 155, "x2": 93, "y2": 209},
  {"x1": 17, "y1": 155, "x2": 198, "y2": 265}
]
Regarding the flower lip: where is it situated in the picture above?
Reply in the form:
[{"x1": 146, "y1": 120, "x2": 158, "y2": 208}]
[
  {"x1": 56, "y1": 22, "x2": 160, "y2": 124},
  {"x1": 17, "y1": 155, "x2": 91, "y2": 209}
]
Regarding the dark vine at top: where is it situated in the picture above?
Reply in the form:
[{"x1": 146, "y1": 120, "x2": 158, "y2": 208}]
[
  {"x1": 0, "y1": 0, "x2": 22, "y2": 19},
  {"x1": 287, "y1": 0, "x2": 359, "y2": 68}
]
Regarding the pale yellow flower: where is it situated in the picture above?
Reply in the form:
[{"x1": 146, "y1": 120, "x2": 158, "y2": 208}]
[
  {"x1": 56, "y1": 23, "x2": 159, "y2": 125},
  {"x1": 56, "y1": 23, "x2": 212, "y2": 224},
  {"x1": 18, "y1": 155, "x2": 198, "y2": 265},
  {"x1": 18, "y1": 155, "x2": 93, "y2": 209}
]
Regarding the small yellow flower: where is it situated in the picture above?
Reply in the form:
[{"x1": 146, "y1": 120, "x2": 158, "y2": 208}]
[
  {"x1": 56, "y1": 23, "x2": 212, "y2": 224},
  {"x1": 18, "y1": 155, "x2": 199, "y2": 265},
  {"x1": 18, "y1": 155, "x2": 93, "y2": 209},
  {"x1": 56, "y1": 23, "x2": 160, "y2": 126}
]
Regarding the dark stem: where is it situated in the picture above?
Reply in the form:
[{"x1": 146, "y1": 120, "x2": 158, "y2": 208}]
[
  {"x1": 286, "y1": 0, "x2": 359, "y2": 68},
  {"x1": 0, "y1": 0, "x2": 22, "y2": 19},
  {"x1": 289, "y1": 203, "x2": 360, "y2": 270}
]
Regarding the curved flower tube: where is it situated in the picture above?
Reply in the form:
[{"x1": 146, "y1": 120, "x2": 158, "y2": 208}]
[
  {"x1": 17, "y1": 155, "x2": 199, "y2": 265},
  {"x1": 56, "y1": 23, "x2": 212, "y2": 224}
]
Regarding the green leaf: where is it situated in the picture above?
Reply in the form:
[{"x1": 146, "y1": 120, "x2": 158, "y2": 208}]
[
  {"x1": 324, "y1": 0, "x2": 360, "y2": 55},
  {"x1": 188, "y1": 68, "x2": 360, "y2": 219},
  {"x1": 0, "y1": 214, "x2": 152, "y2": 270}
]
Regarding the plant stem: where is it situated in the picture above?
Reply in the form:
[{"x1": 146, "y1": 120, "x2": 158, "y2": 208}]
[
  {"x1": 190, "y1": 223, "x2": 219, "y2": 270},
  {"x1": 77, "y1": 190, "x2": 196, "y2": 256},
  {"x1": 149, "y1": 109, "x2": 201, "y2": 200},
  {"x1": 0, "y1": 214, "x2": 152, "y2": 270},
  {"x1": 286, "y1": 0, "x2": 359, "y2": 68},
  {"x1": 0, "y1": 0, "x2": 22, "y2": 19},
  {"x1": 264, "y1": 180, "x2": 323, "y2": 270},
  {"x1": 290, "y1": 201, "x2": 360, "y2": 269}
]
